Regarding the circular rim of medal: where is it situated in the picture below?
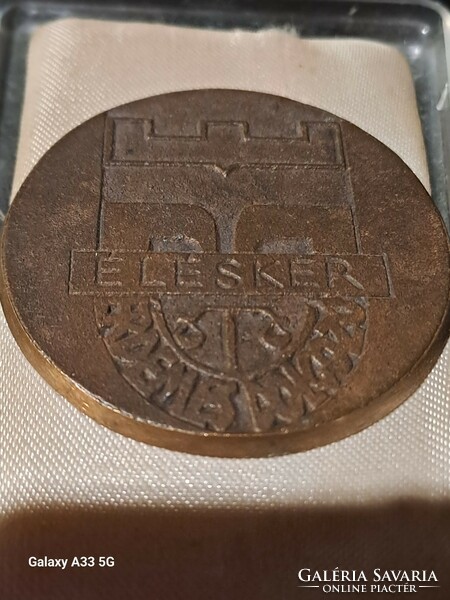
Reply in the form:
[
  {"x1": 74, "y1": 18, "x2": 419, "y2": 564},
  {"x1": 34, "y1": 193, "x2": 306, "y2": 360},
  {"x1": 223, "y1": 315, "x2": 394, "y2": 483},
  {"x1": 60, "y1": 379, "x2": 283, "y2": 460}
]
[{"x1": 1, "y1": 89, "x2": 449, "y2": 458}]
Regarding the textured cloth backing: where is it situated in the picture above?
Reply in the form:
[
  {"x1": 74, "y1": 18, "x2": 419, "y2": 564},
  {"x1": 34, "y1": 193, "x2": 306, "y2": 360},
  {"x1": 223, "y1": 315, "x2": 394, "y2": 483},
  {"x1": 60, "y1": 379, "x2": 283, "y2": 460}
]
[{"x1": 1, "y1": 19, "x2": 449, "y2": 517}]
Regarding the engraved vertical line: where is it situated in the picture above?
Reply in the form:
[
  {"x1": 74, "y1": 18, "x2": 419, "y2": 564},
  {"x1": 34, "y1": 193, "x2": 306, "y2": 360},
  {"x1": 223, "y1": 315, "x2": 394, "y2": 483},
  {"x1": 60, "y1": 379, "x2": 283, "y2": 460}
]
[
  {"x1": 68, "y1": 250, "x2": 74, "y2": 293},
  {"x1": 349, "y1": 204, "x2": 362, "y2": 254},
  {"x1": 333, "y1": 123, "x2": 346, "y2": 167},
  {"x1": 222, "y1": 309, "x2": 237, "y2": 371},
  {"x1": 238, "y1": 382, "x2": 259, "y2": 432},
  {"x1": 339, "y1": 123, "x2": 362, "y2": 254},
  {"x1": 382, "y1": 252, "x2": 396, "y2": 298},
  {"x1": 97, "y1": 116, "x2": 111, "y2": 250}
]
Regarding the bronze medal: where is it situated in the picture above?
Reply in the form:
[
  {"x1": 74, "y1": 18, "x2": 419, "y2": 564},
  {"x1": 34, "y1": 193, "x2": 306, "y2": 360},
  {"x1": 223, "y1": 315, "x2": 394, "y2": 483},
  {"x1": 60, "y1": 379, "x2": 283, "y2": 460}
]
[{"x1": 1, "y1": 89, "x2": 449, "y2": 457}]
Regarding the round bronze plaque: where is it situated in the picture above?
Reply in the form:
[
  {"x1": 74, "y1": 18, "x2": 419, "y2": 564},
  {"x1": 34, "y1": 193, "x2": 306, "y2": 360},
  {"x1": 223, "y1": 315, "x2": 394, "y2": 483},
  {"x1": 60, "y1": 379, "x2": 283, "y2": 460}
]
[{"x1": 1, "y1": 90, "x2": 449, "y2": 457}]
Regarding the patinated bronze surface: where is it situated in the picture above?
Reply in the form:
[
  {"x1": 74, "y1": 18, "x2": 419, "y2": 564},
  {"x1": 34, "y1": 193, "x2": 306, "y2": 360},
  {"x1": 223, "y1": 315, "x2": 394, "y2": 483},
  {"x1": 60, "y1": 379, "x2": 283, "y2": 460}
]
[{"x1": 1, "y1": 90, "x2": 449, "y2": 456}]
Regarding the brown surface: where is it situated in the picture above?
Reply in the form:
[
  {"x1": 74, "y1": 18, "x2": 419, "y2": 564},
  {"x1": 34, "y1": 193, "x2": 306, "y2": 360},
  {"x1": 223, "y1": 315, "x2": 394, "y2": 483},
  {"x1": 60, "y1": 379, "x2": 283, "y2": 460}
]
[
  {"x1": 1, "y1": 89, "x2": 449, "y2": 456},
  {"x1": 1, "y1": 501, "x2": 450, "y2": 599}
]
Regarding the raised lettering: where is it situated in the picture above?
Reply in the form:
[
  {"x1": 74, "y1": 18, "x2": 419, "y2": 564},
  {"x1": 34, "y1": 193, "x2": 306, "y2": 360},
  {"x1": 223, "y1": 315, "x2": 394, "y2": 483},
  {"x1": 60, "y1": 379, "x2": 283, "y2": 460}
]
[
  {"x1": 290, "y1": 257, "x2": 322, "y2": 290},
  {"x1": 254, "y1": 259, "x2": 284, "y2": 289},
  {"x1": 176, "y1": 256, "x2": 203, "y2": 288},
  {"x1": 96, "y1": 253, "x2": 124, "y2": 287},
  {"x1": 326, "y1": 257, "x2": 364, "y2": 291},
  {"x1": 140, "y1": 254, "x2": 166, "y2": 288},
  {"x1": 216, "y1": 259, "x2": 242, "y2": 289}
]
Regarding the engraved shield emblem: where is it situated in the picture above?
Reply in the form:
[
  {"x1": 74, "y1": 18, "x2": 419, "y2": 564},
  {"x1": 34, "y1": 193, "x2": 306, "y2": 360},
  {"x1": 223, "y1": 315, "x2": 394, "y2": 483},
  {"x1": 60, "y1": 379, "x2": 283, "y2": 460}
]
[{"x1": 93, "y1": 101, "x2": 371, "y2": 433}]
